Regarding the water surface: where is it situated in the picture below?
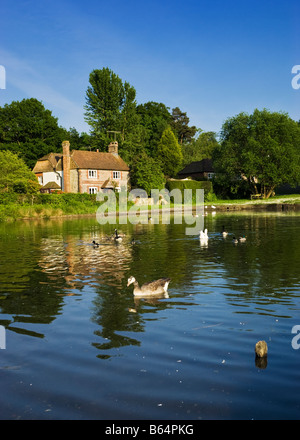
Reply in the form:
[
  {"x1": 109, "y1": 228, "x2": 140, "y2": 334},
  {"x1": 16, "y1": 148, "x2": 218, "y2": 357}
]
[{"x1": 0, "y1": 211, "x2": 299, "y2": 420}]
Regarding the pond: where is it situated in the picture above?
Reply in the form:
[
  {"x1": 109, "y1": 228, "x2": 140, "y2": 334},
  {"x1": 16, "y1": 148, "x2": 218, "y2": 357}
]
[{"x1": 0, "y1": 210, "x2": 299, "y2": 420}]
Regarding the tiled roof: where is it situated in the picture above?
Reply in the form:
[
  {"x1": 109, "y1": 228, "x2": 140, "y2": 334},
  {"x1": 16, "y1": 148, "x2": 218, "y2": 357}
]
[
  {"x1": 33, "y1": 150, "x2": 129, "y2": 173},
  {"x1": 41, "y1": 181, "x2": 61, "y2": 189},
  {"x1": 70, "y1": 150, "x2": 129, "y2": 171},
  {"x1": 178, "y1": 159, "x2": 214, "y2": 175}
]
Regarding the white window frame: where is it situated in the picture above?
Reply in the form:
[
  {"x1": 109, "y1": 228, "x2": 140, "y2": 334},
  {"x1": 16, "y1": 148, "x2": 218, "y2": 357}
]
[
  {"x1": 38, "y1": 175, "x2": 43, "y2": 185},
  {"x1": 88, "y1": 170, "x2": 97, "y2": 178},
  {"x1": 207, "y1": 172, "x2": 215, "y2": 180},
  {"x1": 113, "y1": 171, "x2": 120, "y2": 179},
  {"x1": 89, "y1": 187, "x2": 98, "y2": 194}
]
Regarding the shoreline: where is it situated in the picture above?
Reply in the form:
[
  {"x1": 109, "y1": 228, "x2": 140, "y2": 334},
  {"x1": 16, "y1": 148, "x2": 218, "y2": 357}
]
[
  {"x1": 1, "y1": 194, "x2": 299, "y2": 223},
  {"x1": 14, "y1": 198, "x2": 300, "y2": 222}
]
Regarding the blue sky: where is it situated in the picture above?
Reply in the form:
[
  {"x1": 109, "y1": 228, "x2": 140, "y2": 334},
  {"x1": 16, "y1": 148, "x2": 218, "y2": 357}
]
[{"x1": 1, "y1": 0, "x2": 300, "y2": 135}]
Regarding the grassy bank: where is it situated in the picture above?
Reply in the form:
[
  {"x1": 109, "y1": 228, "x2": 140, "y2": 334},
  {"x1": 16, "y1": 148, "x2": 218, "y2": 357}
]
[
  {"x1": 204, "y1": 194, "x2": 300, "y2": 206},
  {"x1": 0, "y1": 193, "x2": 299, "y2": 222},
  {"x1": 0, "y1": 193, "x2": 101, "y2": 222}
]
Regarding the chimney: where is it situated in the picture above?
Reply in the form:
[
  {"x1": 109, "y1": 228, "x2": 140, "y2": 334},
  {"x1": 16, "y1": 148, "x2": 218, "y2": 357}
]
[
  {"x1": 108, "y1": 141, "x2": 118, "y2": 156},
  {"x1": 62, "y1": 141, "x2": 71, "y2": 193}
]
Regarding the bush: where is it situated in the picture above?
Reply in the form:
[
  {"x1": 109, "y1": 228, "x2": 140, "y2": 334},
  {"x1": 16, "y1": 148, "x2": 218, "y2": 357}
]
[
  {"x1": 0, "y1": 193, "x2": 20, "y2": 204},
  {"x1": 167, "y1": 179, "x2": 213, "y2": 192},
  {"x1": 166, "y1": 179, "x2": 215, "y2": 202}
]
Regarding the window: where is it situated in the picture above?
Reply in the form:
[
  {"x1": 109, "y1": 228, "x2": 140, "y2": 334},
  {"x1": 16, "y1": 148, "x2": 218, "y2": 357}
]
[
  {"x1": 88, "y1": 170, "x2": 97, "y2": 178},
  {"x1": 207, "y1": 173, "x2": 215, "y2": 180},
  {"x1": 89, "y1": 187, "x2": 97, "y2": 194},
  {"x1": 38, "y1": 176, "x2": 43, "y2": 185},
  {"x1": 113, "y1": 171, "x2": 120, "y2": 179}
]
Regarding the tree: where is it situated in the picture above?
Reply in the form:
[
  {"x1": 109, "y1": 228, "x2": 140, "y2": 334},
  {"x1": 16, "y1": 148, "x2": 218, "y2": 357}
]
[
  {"x1": 156, "y1": 127, "x2": 183, "y2": 177},
  {"x1": 182, "y1": 130, "x2": 219, "y2": 166},
  {"x1": 136, "y1": 102, "x2": 171, "y2": 156},
  {"x1": 65, "y1": 127, "x2": 92, "y2": 150},
  {"x1": 0, "y1": 98, "x2": 65, "y2": 169},
  {"x1": 170, "y1": 107, "x2": 197, "y2": 144},
  {"x1": 84, "y1": 67, "x2": 137, "y2": 149},
  {"x1": 130, "y1": 151, "x2": 165, "y2": 195},
  {"x1": 213, "y1": 109, "x2": 300, "y2": 198},
  {"x1": 0, "y1": 150, "x2": 39, "y2": 193}
]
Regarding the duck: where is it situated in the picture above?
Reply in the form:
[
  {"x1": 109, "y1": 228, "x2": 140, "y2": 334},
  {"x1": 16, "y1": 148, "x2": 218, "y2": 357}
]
[
  {"x1": 114, "y1": 229, "x2": 123, "y2": 242},
  {"x1": 130, "y1": 238, "x2": 136, "y2": 245},
  {"x1": 222, "y1": 225, "x2": 228, "y2": 237},
  {"x1": 92, "y1": 240, "x2": 100, "y2": 247},
  {"x1": 232, "y1": 236, "x2": 238, "y2": 244},
  {"x1": 127, "y1": 276, "x2": 171, "y2": 297},
  {"x1": 239, "y1": 235, "x2": 246, "y2": 242}
]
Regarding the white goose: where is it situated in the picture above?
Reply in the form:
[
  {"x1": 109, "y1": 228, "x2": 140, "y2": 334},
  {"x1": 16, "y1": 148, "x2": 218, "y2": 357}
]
[
  {"x1": 199, "y1": 229, "x2": 208, "y2": 240},
  {"x1": 127, "y1": 276, "x2": 171, "y2": 297}
]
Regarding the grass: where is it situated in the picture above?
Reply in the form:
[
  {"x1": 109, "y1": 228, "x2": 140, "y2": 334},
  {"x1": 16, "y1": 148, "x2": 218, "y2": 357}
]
[
  {"x1": 0, "y1": 193, "x2": 299, "y2": 223},
  {"x1": 208, "y1": 194, "x2": 300, "y2": 205}
]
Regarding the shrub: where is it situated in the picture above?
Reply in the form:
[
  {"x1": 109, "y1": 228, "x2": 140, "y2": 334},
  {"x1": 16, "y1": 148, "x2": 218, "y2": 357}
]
[{"x1": 166, "y1": 179, "x2": 215, "y2": 202}]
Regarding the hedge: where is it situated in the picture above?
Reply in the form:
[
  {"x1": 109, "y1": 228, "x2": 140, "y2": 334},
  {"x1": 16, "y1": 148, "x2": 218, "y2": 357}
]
[
  {"x1": 0, "y1": 192, "x2": 98, "y2": 206},
  {"x1": 166, "y1": 179, "x2": 213, "y2": 193},
  {"x1": 165, "y1": 179, "x2": 215, "y2": 203}
]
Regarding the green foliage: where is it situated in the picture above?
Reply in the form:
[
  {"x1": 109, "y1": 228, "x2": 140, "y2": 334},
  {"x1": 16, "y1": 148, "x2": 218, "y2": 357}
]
[
  {"x1": 166, "y1": 179, "x2": 214, "y2": 202},
  {"x1": 136, "y1": 101, "x2": 172, "y2": 156},
  {"x1": 170, "y1": 107, "x2": 197, "y2": 144},
  {"x1": 64, "y1": 127, "x2": 93, "y2": 150},
  {"x1": 84, "y1": 69, "x2": 199, "y2": 167},
  {"x1": 167, "y1": 179, "x2": 213, "y2": 193},
  {"x1": 39, "y1": 193, "x2": 98, "y2": 206},
  {"x1": 130, "y1": 151, "x2": 165, "y2": 195},
  {"x1": 0, "y1": 192, "x2": 101, "y2": 221},
  {"x1": 213, "y1": 109, "x2": 300, "y2": 198},
  {"x1": 0, "y1": 98, "x2": 65, "y2": 168},
  {"x1": 0, "y1": 150, "x2": 39, "y2": 194},
  {"x1": 84, "y1": 67, "x2": 137, "y2": 149},
  {"x1": 156, "y1": 127, "x2": 183, "y2": 177},
  {"x1": 182, "y1": 131, "x2": 219, "y2": 166}
]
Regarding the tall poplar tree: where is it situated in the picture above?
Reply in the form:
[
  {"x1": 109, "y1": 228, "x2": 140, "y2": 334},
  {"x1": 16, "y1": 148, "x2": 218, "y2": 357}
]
[{"x1": 84, "y1": 67, "x2": 137, "y2": 149}]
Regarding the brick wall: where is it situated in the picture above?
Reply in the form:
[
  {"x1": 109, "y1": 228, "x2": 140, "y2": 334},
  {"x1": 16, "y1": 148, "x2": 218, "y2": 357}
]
[{"x1": 78, "y1": 169, "x2": 129, "y2": 193}]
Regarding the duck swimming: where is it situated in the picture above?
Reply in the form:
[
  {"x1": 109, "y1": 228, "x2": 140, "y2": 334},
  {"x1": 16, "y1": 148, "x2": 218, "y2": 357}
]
[
  {"x1": 239, "y1": 235, "x2": 246, "y2": 242},
  {"x1": 127, "y1": 276, "x2": 171, "y2": 297},
  {"x1": 92, "y1": 240, "x2": 100, "y2": 247},
  {"x1": 114, "y1": 229, "x2": 123, "y2": 242},
  {"x1": 222, "y1": 225, "x2": 228, "y2": 237}
]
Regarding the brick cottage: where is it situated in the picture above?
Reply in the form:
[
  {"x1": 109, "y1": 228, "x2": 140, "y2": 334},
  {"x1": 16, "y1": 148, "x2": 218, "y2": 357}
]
[{"x1": 33, "y1": 141, "x2": 130, "y2": 194}]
